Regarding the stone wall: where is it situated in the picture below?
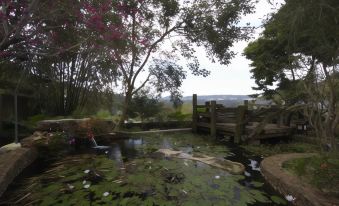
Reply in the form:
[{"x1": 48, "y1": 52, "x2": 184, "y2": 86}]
[
  {"x1": 0, "y1": 132, "x2": 53, "y2": 198},
  {"x1": 37, "y1": 118, "x2": 115, "y2": 136},
  {"x1": 0, "y1": 147, "x2": 38, "y2": 197},
  {"x1": 260, "y1": 153, "x2": 339, "y2": 206},
  {"x1": 37, "y1": 118, "x2": 192, "y2": 137}
]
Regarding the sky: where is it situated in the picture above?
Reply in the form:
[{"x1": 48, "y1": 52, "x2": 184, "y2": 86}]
[{"x1": 179, "y1": 0, "x2": 283, "y2": 96}]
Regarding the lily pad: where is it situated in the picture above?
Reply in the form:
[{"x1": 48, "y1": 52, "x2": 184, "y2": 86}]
[
  {"x1": 251, "y1": 181, "x2": 264, "y2": 188},
  {"x1": 271, "y1": 195, "x2": 287, "y2": 205}
]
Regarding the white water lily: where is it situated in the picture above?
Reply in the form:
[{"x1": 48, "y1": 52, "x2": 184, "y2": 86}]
[
  {"x1": 67, "y1": 184, "x2": 75, "y2": 189},
  {"x1": 215, "y1": 175, "x2": 220, "y2": 179},
  {"x1": 244, "y1": 171, "x2": 251, "y2": 177},
  {"x1": 112, "y1": 180, "x2": 123, "y2": 184},
  {"x1": 83, "y1": 184, "x2": 90, "y2": 189},
  {"x1": 103, "y1": 192, "x2": 110, "y2": 197},
  {"x1": 82, "y1": 180, "x2": 87, "y2": 184},
  {"x1": 248, "y1": 159, "x2": 261, "y2": 171},
  {"x1": 84, "y1": 169, "x2": 90, "y2": 174},
  {"x1": 285, "y1": 195, "x2": 296, "y2": 202}
]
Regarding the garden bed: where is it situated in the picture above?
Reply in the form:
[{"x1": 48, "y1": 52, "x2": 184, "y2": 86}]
[
  {"x1": 283, "y1": 153, "x2": 339, "y2": 198},
  {"x1": 261, "y1": 153, "x2": 339, "y2": 206}
]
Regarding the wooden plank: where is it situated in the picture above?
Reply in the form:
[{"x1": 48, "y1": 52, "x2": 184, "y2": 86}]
[
  {"x1": 205, "y1": 101, "x2": 210, "y2": 112},
  {"x1": 193, "y1": 95, "x2": 293, "y2": 143},
  {"x1": 244, "y1": 100, "x2": 249, "y2": 110},
  {"x1": 217, "y1": 107, "x2": 238, "y2": 113},
  {"x1": 196, "y1": 122, "x2": 211, "y2": 128},
  {"x1": 192, "y1": 94, "x2": 197, "y2": 132},
  {"x1": 216, "y1": 123, "x2": 237, "y2": 133},
  {"x1": 235, "y1": 105, "x2": 246, "y2": 144},
  {"x1": 210, "y1": 101, "x2": 216, "y2": 137},
  {"x1": 198, "y1": 113, "x2": 211, "y2": 118}
]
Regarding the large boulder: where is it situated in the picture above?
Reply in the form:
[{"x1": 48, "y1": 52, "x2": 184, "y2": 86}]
[{"x1": 157, "y1": 148, "x2": 245, "y2": 175}]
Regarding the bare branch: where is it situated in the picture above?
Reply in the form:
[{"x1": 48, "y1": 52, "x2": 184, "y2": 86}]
[
  {"x1": 132, "y1": 73, "x2": 152, "y2": 95},
  {"x1": 131, "y1": 23, "x2": 183, "y2": 87}
]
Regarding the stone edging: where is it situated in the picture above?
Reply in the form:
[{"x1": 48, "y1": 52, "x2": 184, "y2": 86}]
[
  {"x1": 115, "y1": 128, "x2": 192, "y2": 136},
  {"x1": 0, "y1": 147, "x2": 38, "y2": 197},
  {"x1": 260, "y1": 153, "x2": 339, "y2": 206}
]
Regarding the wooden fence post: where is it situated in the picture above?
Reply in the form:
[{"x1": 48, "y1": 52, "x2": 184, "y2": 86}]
[
  {"x1": 277, "y1": 111, "x2": 285, "y2": 127},
  {"x1": 210, "y1": 101, "x2": 216, "y2": 137},
  {"x1": 235, "y1": 105, "x2": 246, "y2": 144},
  {"x1": 205, "y1": 101, "x2": 210, "y2": 112},
  {"x1": 192, "y1": 94, "x2": 197, "y2": 133},
  {"x1": 244, "y1": 100, "x2": 249, "y2": 110}
]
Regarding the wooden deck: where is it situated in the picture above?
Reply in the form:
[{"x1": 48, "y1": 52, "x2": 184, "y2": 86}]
[
  {"x1": 197, "y1": 122, "x2": 293, "y2": 139},
  {"x1": 192, "y1": 94, "x2": 294, "y2": 144}
]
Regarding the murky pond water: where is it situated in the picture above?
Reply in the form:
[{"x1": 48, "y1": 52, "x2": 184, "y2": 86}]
[{"x1": 1, "y1": 132, "x2": 289, "y2": 206}]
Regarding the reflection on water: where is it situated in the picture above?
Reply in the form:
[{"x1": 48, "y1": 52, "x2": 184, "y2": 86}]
[
  {"x1": 0, "y1": 132, "x2": 290, "y2": 206},
  {"x1": 124, "y1": 138, "x2": 143, "y2": 147},
  {"x1": 109, "y1": 144, "x2": 124, "y2": 168},
  {"x1": 101, "y1": 133, "x2": 289, "y2": 205}
]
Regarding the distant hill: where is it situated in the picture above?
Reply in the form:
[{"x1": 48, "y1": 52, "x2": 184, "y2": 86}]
[{"x1": 162, "y1": 95, "x2": 254, "y2": 107}]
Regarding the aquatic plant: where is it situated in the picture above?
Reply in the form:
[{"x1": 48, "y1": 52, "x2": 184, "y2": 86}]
[{"x1": 2, "y1": 132, "x2": 288, "y2": 205}]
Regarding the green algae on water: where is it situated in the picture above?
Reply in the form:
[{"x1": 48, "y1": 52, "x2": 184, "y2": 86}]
[{"x1": 4, "y1": 132, "x2": 286, "y2": 206}]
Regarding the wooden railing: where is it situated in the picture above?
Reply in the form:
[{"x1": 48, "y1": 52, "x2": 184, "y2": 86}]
[{"x1": 192, "y1": 94, "x2": 288, "y2": 143}]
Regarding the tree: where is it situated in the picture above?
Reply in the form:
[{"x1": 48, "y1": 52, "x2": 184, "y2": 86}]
[
  {"x1": 127, "y1": 88, "x2": 163, "y2": 122},
  {"x1": 11, "y1": 0, "x2": 119, "y2": 116},
  {"x1": 0, "y1": 0, "x2": 124, "y2": 143},
  {"x1": 244, "y1": 0, "x2": 339, "y2": 150},
  {"x1": 82, "y1": 0, "x2": 256, "y2": 128},
  {"x1": 0, "y1": 0, "x2": 39, "y2": 58}
]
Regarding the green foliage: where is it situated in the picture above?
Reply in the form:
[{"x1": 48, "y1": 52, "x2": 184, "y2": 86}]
[
  {"x1": 241, "y1": 142, "x2": 320, "y2": 157},
  {"x1": 152, "y1": 102, "x2": 192, "y2": 122},
  {"x1": 244, "y1": 0, "x2": 339, "y2": 102},
  {"x1": 35, "y1": 132, "x2": 72, "y2": 160},
  {"x1": 179, "y1": 102, "x2": 193, "y2": 114},
  {"x1": 108, "y1": 0, "x2": 257, "y2": 126},
  {"x1": 244, "y1": 0, "x2": 339, "y2": 149},
  {"x1": 283, "y1": 153, "x2": 339, "y2": 195},
  {"x1": 127, "y1": 89, "x2": 163, "y2": 122},
  {"x1": 94, "y1": 109, "x2": 112, "y2": 120},
  {"x1": 85, "y1": 118, "x2": 115, "y2": 135},
  {"x1": 24, "y1": 114, "x2": 50, "y2": 129},
  {"x1": 270, "y1": 195, "x2": 287, "y2": 205},
  {"x1": 167, "y1": 111, "x2": 191, "y2": 121}
]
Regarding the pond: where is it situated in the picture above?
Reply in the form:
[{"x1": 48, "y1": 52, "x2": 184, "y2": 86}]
[{"x1": 0, "y1": 132, "x2": 289, "y2": 206}]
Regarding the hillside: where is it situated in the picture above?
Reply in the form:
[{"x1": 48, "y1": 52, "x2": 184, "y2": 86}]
[{"x1": 162, "y1": 95, "x2": 253, "y2": 107}]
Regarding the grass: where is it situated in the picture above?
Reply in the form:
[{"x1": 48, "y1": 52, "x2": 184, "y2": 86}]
[
  {"x1": 241, "y1": 137, "x2": 339, "y2": 198},
  {"x1": 241, "y1": 141, "x2": 320, "y2": 157},
  {"x1": 283, "y1": 153, "x2": 339, "y2": 197}
]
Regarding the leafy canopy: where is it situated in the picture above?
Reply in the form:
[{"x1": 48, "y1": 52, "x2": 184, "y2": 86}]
[{"x1": 244, "y1": 0, "x2": 339, "y2": 101}]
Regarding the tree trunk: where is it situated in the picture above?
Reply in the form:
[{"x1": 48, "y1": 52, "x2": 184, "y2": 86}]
[
  {"x1": 115, "y1": 88, "x2": 133, "y2": 131},
  {"x1": 323, "y1": 65, "x2": 337, "y2": 151}
]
